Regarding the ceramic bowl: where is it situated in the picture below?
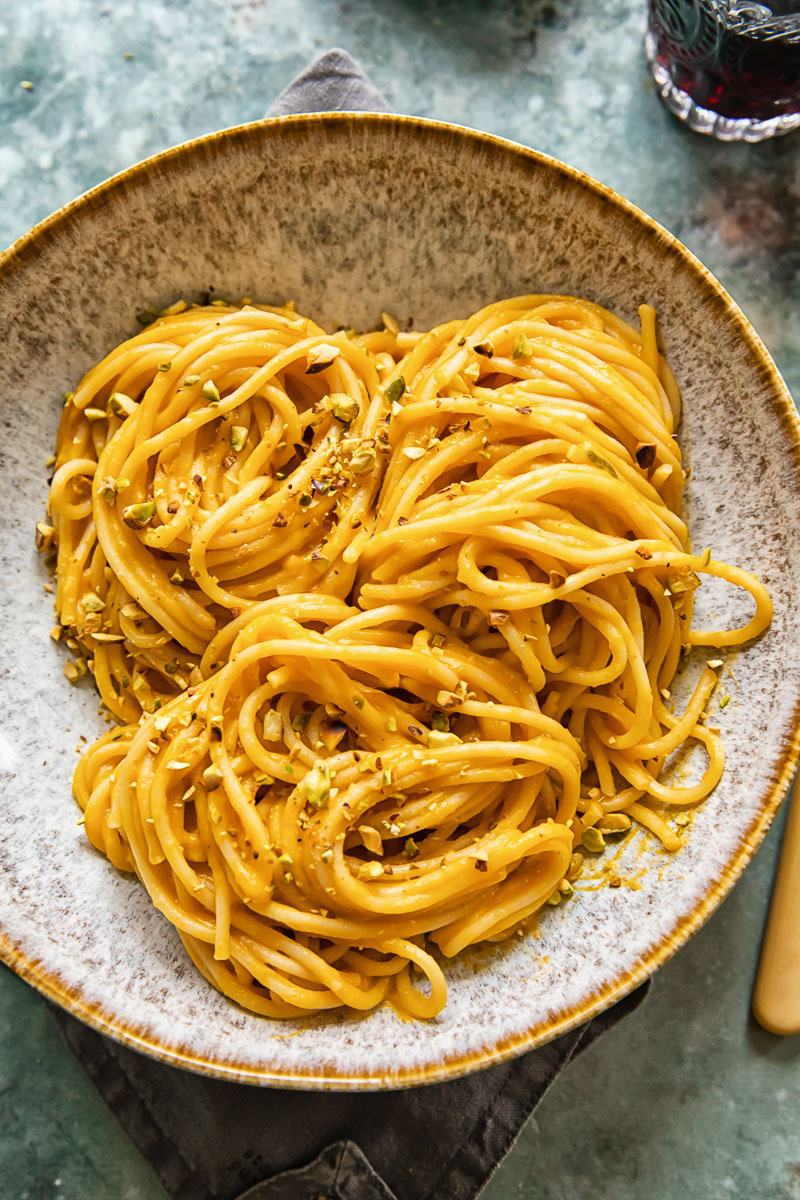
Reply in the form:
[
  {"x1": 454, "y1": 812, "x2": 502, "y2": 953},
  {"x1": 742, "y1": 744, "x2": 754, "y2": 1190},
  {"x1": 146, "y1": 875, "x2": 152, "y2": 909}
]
[{"x1": 1, "y1": 114, "x2": 799, "y2": 1089}]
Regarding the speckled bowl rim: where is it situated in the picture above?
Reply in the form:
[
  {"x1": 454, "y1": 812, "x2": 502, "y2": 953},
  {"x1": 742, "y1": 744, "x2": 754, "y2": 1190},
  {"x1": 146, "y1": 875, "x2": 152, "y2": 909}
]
[{"x1": 2, "y1": 112, "x2": 800, "y2": 1090}]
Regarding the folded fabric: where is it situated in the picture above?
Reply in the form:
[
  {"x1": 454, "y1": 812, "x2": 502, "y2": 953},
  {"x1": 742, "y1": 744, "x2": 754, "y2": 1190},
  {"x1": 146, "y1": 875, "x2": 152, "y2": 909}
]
[
  {"x1": 50, "y1": 986, "x2": 647, "y2": 1200},
  {"x1": 50, "y1": 47, "x2": 651, "y2": 1200},
  {"x1": 266, "y1": 48, "x2": 392, "y2": 118}
]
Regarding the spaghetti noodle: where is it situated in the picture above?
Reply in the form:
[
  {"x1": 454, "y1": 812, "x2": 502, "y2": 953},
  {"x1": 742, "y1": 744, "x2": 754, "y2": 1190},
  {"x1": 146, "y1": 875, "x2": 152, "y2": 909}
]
[{"x1": 45, "y1": 294, "x2": 772, "y2": 1018}]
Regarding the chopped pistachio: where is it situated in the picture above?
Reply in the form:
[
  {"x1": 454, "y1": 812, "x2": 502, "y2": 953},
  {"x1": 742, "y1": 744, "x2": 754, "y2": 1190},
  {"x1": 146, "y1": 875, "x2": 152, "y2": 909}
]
[
  {"x1": 431, "y1": 633, "x2": 445, "y2": 649},
  {"x1": 558, "y1": 879, "x2": 574, "y2": 897},
  {"x1": 568, "y1": 851, "x2": 584, "y2": 879},
  {"x1": 64, "y1": 661, "x2": 80, "y2": 684},
  {"x1": 157, "y1": 361, "x2": 172, "y2": 373},
  {"x1": 352, "y1": 694, "x2": 364, "y2": 710},
  {"x1": 122, "y1": 501, "x2": 155, "y2": 529},
  {"x1": 201, "y1": 380, "x2": 221, "y2": 404},
  {"x1": 675, "y1": 813, "x2": 690, "y2": 827},
  {"x1": 545, "y1": 890, "x2": 561, "y2": 906},
  {"x1": 360, "y1": 825, "x2": 383, "y2": 854},
  {"x1": 512, "y1": 332, "x2": 532, "y2": 358},
  {"x1": 720, "y1": 694, "x2": 731, "y2": 709},
  {"x1": 108, "y1": 392, "x2": 137, "y2": 418},
  {"x1": 350, "y1": 448, "x2": 376, "y2": 475},
  {"x1": 169, "y1": 568, "x2": 184, "y2": 585},
  {"x1": 596, "y1": 813, "x2": 631, "y2": 834},
  {"x1": 305, "y1": 343, "x2": 340, "y2": 374},
  {"x1": 331, "y1": 394, "x2": 360, "y2": 423},
  {"x1": 45, "y1": 454, "x2": 55, "y2": 467},
  {"x1": 20, "y1": 80, "x2": 34, "y2": 91},
  {"x1": 431, "y1": 711, "x2": 449, "y2": 733},
  {"x1": 163, "y1": 658, "x2": 180, "y2": 675},
  {"x1": 403, "y1": 837, "x2": 419, "y2": 860},
  {"x1": 153, "y1": 714, "x2": 171, "y2": 733},
  {"x1": 304, "y1": 762, "x2": 331, "y2": 808},
  {"x1": 586, "y1": 448, "x2": 617, "y2": 477},
  {"x1": 707, "y1": 659, "x2": 723, "y2": 669},
  {"x1": 83, "y1": 407, "x2": 107, "y2": 422},
  {"x1": 120, "y1": 602, "x2": 146, "y2": 620},
  {"x1": 291, "y1": 711, "x2": 312, "y2": 732},
  {"x1": 359, "y1": 861, "x2": 385, "y2": 880},
  {"x1": 202, "y1": 764, "x2": 223, "y2": 791},
  {"x1": 666, "y1": 567, "x2": 700, "y2": 595},
  {"x1": 99, "y1": 478, "x2": 118, "y2": 505},
  {"x1": 35, "y1": 521, "x2": 55, "y2": 550},
  {"x1": 403, "y1": 446, "x2": 426, "y2": 460},
  {"x1": 384, "y1": 376, "x2": 406, "y2": 405},
  {"x1": 473, "y1": 341, "x2": 493, "y2": 358},
  {"x1": 699, "y1": 547, "x2": 712, "y2": 567},
  {"x1": 320, "y1": 847, "x2": 334, "y2": 863},
  {"x1": 385, "y1": 716, "x2": 398, "y2": 733},
  {"x1": 436, "y1": 689, "x2": 459, "y2": 710},
  {"x1": 426, "y1": 729, "x2": 459, "y2": 748},
  {"x1": 581, "y1": 826, "x2": 606, "y2": 853},
  {"x1": 49, "y1": 625, "x2": 63, "y2": 642},
  {"x1": 80, "y1": 592, "x2": 105, "y2": 614},
  {"x1": 225, "y1": 423, "x2": 248, "y2": 452},
  {"x1": 183, "y1": 375, "x2": 200, "y2": 386},
  {"x1": 263, "y1": 709, "x2": 283, "y2": 741}
]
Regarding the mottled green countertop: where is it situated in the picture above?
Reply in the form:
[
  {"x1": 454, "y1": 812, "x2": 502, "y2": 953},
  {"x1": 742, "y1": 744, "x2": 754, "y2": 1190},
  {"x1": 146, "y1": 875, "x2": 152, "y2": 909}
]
[{"x1": 2, "y1": 2, "x2": 799, "y2": 1197}]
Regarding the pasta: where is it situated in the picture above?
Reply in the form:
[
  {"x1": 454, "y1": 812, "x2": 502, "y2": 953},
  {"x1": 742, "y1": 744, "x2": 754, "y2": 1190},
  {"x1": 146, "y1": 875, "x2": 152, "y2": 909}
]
[
  {"x1": 42, "y1": 294, "x2": 772, "y2": 1019},
  {"x1": 45, "y1": 301, "x2": 387, "y2": 721}
]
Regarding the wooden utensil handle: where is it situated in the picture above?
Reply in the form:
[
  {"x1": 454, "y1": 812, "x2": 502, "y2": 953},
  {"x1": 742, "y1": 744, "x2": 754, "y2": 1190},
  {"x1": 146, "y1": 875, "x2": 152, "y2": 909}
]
[{"x1": 753, "y1": 775, "x2": 800, "y2": 1035}]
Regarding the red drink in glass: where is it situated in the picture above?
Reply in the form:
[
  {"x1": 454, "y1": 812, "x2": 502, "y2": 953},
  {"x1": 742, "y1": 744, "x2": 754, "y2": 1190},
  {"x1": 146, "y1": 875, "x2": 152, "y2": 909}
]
[{"x1": 646, "y1": 0, "x2": 800, "y2": 140}]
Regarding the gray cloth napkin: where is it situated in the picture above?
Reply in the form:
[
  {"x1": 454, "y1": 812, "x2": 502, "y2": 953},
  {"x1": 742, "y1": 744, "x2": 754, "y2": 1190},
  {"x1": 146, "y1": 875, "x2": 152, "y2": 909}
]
[
  {"x1": 266, "y1": 48, "x2": 393, "y2": 117},
  {"x1": 49, "y1": 50, "x2": 651, "y2": 1200}
]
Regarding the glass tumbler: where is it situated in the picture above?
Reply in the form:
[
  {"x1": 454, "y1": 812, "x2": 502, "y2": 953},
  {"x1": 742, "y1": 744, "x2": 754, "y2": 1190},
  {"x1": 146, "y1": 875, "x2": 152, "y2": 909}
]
[{"x1": 646, "y1": 0, "x2": 800, "y2": 140}]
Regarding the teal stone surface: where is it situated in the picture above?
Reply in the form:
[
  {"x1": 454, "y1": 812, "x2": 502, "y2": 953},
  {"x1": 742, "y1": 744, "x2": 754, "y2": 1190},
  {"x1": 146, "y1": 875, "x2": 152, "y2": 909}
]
[{"x1": 2, "y1": 1, "x2": 799, "y2": 1197}]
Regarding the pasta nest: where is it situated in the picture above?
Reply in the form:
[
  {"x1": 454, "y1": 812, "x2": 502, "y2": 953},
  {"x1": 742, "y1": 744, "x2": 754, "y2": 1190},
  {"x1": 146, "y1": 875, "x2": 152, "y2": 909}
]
[
  {"x1": 48, "y1": 295, "x2": 772, "y2": 1018},
  {"x1": 75, "y1": 598, "x2": 575, "y2": 1018}
]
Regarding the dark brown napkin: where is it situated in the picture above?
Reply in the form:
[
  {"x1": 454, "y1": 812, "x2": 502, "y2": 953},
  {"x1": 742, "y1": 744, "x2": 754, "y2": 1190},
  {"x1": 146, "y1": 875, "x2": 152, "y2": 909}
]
[{"x1": 49, "y1": 49, "x2": 651, "y2": 1200}]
